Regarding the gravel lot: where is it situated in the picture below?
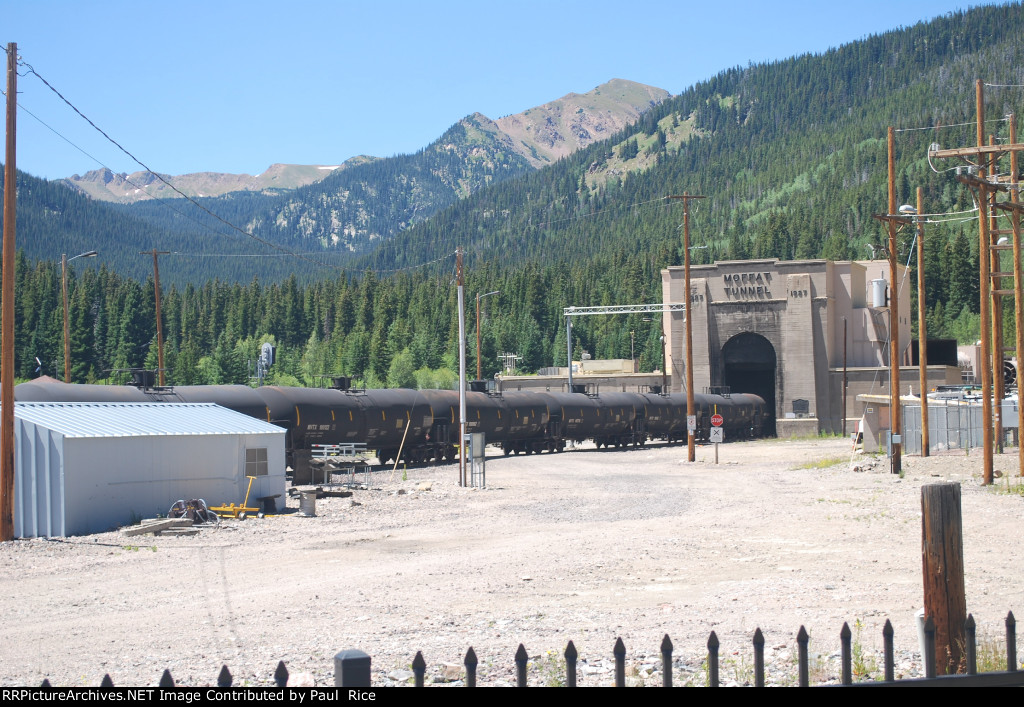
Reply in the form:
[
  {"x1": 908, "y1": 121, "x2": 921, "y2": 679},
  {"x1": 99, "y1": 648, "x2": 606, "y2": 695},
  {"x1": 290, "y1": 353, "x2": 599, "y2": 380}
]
[{"x1": 0, "y1": 437, "x2": 1021, "y2": 687}]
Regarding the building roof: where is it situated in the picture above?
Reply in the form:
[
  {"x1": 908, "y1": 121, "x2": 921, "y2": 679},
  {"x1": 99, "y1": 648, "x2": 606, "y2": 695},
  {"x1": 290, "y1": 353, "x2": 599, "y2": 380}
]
[{"x1": 11, "y1": 402, "x2": 285, "y2": 438}]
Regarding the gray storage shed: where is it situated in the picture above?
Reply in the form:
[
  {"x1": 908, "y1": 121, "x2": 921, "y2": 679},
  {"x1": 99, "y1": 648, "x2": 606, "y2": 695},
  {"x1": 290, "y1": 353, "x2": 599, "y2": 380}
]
[{"x1": 13, "y1": 402, "x2": 287, "y2": 537}]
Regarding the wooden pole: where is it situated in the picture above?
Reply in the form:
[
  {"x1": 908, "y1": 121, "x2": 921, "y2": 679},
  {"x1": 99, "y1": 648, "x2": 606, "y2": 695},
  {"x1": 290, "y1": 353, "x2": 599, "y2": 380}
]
[
  {"x1": 990, "y1": 135, "x2": 1004, "y2": 453},
  {"x1": 669, "y1": 194, "x2": 705, "y2": 461},
  {"x1": 921, "y1": 483, "x2": 967, "y2": 674},
  {"x1": 916, "y1": 187, "x2": 929, "y2": 457},
  {"x1": 842, "y1": 318, "x2": 848, "y2": 438},
  {"x1": 975, "y1": 81, "x2": 994, "y2": 485},
  {"x1": 684, "y1": 196, "x2": 695, "y2": 462},
  {"x1": 1009, "y1": 115, "x2": 1023, "y2": 476},
  {"x1": 456, "y1": 247, "x2": 466, "y2": 487},
  {"x1": 887, "y1": 126, "x2": 902, "y2": 475},
  {"x1": 1, "y1": 42, "x2": 17, "y2": 542}
]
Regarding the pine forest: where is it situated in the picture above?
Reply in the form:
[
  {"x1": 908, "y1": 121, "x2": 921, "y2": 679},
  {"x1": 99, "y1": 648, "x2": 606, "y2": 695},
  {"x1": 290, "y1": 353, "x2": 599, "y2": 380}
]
[{"x1": 3, "y1": 4, "x2": 1024, "y2": 388}]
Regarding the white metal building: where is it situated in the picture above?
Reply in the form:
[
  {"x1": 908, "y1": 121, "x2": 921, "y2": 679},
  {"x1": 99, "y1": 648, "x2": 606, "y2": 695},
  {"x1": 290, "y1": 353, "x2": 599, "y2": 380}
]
[{"x1": 12, "y1": 402, "x2": 286, "y2": 538}]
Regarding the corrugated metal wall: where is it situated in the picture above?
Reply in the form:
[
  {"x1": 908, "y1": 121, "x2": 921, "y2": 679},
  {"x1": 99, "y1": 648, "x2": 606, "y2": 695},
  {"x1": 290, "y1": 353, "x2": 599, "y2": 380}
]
[{"x1": 13, "y1": 404, "x2": 286, "y2": 538}]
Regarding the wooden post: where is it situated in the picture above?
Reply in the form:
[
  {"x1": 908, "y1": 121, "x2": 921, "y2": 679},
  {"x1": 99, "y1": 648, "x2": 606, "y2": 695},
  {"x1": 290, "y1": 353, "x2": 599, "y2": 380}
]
[
  {"x1": 1, "y1": 43, "x2": 18, "y2": 542},
  {"x1": 668, "y1": 194, "x2": 705, "y2": 462},
  {"x1": 684, "y1": 194, "x2": 695, "y2": 463},
  {"x1": 887, "y1": 127, "x2": 902, "y2": 475},
  {"x1": 456, "y1": 247, "x2": 466, "y2": 487},
  {"x1": 921, "y1": 483, "x2": 967, "y2": 674},
  {"x1": 990, "y1": 135, "x2": 1004, "y2": 453},
  {"x1": 916, "y1": 187, "x2": 929, "y2": 456},
  {"x1": 1009, "y1": 115, "x2": 1023, "y2": 477},
  {"x1": 842, "y1": 318, "x2": 848, "y2": 438},
  {"x1": 975, "y1": 81, "x2": 994, "y2": 485}
]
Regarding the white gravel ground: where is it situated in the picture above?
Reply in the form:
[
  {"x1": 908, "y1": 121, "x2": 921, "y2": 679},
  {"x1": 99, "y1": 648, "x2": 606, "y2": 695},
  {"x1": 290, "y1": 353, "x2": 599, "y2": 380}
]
[{"x1": 0, "y1": 437, "x2": 1021, "y2": 687}]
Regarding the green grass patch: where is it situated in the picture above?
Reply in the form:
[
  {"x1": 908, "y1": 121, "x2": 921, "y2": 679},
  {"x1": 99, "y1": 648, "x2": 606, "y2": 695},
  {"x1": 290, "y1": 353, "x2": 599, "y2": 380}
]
[
  {"x1": 992, "y1": 475, "x2": 1024, "y2": 497},
  {"x1": 794, "y1": 456, "x2": 847, "y2": 470}
]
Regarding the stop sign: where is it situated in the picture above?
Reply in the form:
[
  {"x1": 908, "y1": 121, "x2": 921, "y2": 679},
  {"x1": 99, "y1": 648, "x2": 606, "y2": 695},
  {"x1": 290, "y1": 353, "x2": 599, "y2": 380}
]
[{"x1": 711, "y1": 413, "x2": 724, "y2": 427}]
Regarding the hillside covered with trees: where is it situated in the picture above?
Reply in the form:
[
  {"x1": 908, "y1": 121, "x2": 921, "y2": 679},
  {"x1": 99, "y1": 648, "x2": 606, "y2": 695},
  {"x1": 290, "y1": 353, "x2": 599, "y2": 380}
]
[{"x1": 4, "y1": 4, "x2": 1022, "y2": 386}]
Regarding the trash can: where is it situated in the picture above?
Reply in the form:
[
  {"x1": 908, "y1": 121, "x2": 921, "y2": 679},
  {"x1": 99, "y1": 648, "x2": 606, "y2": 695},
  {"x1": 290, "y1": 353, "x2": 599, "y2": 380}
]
[{"x1": 298, "y1": 490, "x2": 317, "y2": 517}]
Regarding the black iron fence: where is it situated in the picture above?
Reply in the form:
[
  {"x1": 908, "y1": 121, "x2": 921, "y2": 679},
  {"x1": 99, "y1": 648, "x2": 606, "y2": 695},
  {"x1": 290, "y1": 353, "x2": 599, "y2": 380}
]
[{"x1": 35, "y1": 611, "x2": 1020, "y2": 687}]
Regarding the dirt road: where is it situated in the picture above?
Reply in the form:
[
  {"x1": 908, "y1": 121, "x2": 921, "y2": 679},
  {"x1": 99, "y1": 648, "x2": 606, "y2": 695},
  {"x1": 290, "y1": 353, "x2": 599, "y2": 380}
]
[{"x1": 0, "y1": 437, "x2": 1020, "y2": 686}]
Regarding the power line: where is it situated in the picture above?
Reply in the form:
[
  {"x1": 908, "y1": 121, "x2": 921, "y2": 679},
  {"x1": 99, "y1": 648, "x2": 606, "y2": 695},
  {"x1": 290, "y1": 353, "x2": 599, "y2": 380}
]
[
  {"x1": 10, "y1": 98, "x2": 252, "y2": 248},
  {"x1": 896, "y1": 117, "x2": 1008, "y2": 133},
  {"x1": 12, "y1": 56, "x2": 457, "y2": 277},
  {"x1": 20, "y1": 59, "x2": 340, "y2": 269}
]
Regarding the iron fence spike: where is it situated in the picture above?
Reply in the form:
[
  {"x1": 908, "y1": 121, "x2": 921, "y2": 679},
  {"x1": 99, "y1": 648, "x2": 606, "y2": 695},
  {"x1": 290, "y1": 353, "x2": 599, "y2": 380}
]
[{"x1": 274, "y1": 661, "x2": 289, "y2": 687}]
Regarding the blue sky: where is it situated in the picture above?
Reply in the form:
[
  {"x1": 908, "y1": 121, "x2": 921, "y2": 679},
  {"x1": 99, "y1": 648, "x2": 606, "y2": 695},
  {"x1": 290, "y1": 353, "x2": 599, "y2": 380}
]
[{"x1": 3, "y1": 0, "x2": 999, "y2": 180}]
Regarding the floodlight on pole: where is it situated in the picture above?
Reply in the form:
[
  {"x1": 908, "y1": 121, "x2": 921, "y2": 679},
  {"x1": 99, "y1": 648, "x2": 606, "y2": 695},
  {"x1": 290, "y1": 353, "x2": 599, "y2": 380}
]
[
  {"x1": 62, "y1": 250, "x2": 98, "y2": 382},
  {"x1": 476, "y1": 290, "x2": 500, "y2": 380}
]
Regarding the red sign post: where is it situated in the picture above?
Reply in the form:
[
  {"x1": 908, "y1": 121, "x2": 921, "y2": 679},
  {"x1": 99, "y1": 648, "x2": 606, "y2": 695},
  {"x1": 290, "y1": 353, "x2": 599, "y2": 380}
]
[{"x1": 711, "y1": 413, "x2": 724, "y2": 427}]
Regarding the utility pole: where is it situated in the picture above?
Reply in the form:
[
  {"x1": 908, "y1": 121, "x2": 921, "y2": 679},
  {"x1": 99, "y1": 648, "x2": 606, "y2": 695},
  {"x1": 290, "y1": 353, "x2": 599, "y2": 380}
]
[
  {"x1": 456, "y1": 248, "x2": 467, "y2": 487},
  {"x1": 1009, "y1": 115, "x2": 1023, "y2": 477},
  {"x1": 1, "y1": 42, "x2": 17, "y2": 541},
  {"x1": 992, "y1": 113, "x2": 1024, "y2": 477},
  {"x1": 141, "y1": 250, "x2": 170, "y2": 386},
  {"x1": 842, "y1": 318, "x2": 848, "y2": 438},
  {"x1": 989, "y1": 135, "x2": 1004, "y2": 453},
  {"x1": 976, "y1": 82, "x2": 994, "y2": 485},
  {"x1": 916, "y1": 187, "x2": 929, "y2": 457},
  {"x1": 929, "y1": 85, "x2": 1024, "y2": 483},
  {"x1": 887, "y1": 128, "x2": 902, "y2": 476},
  {"x1": 872, "y1": 129, "x2": 906, "y2": 474},
  {"x1": 669, "y1": 193, "x2": 706, "y2": 463}
]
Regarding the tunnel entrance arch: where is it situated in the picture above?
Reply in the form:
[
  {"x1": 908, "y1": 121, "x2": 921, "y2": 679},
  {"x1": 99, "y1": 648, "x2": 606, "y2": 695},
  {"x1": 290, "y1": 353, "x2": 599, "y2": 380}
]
[{"x1": 722, "y1": 332, "x2": 777, "y2": 436}]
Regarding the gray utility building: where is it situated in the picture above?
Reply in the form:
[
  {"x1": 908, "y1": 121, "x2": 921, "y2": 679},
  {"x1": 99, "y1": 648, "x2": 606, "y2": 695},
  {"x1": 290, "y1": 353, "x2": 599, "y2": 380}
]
[
  {"x1": 13, "y1": 402, "x2": 286, "y2": 538},
  {"x1": 661, "y1": 259, "x2": 960, "y2": 437}
]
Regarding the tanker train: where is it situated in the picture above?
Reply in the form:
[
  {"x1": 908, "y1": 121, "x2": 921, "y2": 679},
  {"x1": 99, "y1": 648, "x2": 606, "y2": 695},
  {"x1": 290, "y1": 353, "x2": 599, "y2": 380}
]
[{"x1": 15, "y1": 377, "x2": 769, "y2": 482}]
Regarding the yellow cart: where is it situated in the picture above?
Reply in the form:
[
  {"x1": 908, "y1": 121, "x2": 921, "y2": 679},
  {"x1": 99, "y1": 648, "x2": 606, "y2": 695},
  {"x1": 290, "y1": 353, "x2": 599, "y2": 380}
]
[{"x1": 210, "y1": 476, "x2": 263, "y2": 519}]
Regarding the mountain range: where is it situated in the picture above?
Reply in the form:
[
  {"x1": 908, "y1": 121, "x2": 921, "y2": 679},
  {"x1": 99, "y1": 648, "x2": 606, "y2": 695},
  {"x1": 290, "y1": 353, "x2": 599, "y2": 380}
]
[
  {"x1": 63, "y1": 162, "x2": 355, "y2": 203},
  {"x1": 110, "y1": 79, "x2": 669, "y2": 259},
  {"x1": 3, "y1": 2, "x2": 1021, "y2": 384},
  {"x1": 65, "y1": 78, "x2": 669, "y2": 207}
]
